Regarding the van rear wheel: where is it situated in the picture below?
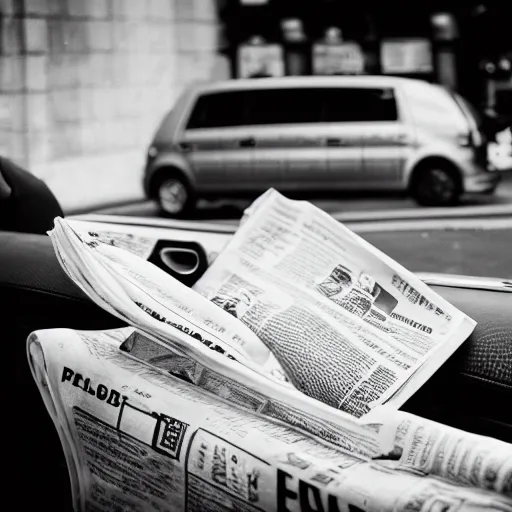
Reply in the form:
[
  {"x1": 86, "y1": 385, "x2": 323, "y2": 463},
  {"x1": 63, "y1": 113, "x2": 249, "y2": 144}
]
[
  {"x1": 411, "y1": 164, "x2": 461, "y2": 207},
  {"x1": 157, "y1": 176, "x2": 194, "y2": 217}
]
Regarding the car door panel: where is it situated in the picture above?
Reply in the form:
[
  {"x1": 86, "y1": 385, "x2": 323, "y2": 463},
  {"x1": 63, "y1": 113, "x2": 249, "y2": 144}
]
[
  {"x1": 177, "y1": 129, "x2": 224, "y2": 192},
  {"x1": 323, "y1": 124, "x2": 365, "y2": 189},
  {"x1": 180, "y1": 91, "x2": 252, "y2": 194},
  {"x1": 363, "y1": 123, "x2": 412, "y2": 189},
  {"x1": 322, "y1": 87, "x2": 401, "y2": 190},
  {"x1": 249, "y1": 126, "x2": 287, "y2": 192},
  {"x1": 276, "y1": 125, "x2": 327, "y2": 192},
  {"x1": 214, "y1": 127, "x2": 254, "y2": 193},
  {"x1": 245, "y1": 88, "x2": 327, "y2": 193},
  {"x1": 178, "y1": 127, "x2": 255, "y2": 194}
]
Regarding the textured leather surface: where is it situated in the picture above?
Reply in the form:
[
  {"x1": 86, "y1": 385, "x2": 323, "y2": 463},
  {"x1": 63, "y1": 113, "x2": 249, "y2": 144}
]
[
  {"x1": 434, "y1": 285, "x2": 511, "y2": 388},
  {"x1": 1, "y1": 231, "x2": 125, "y2": 512},
  {"x1": 402, "y1": 285, "x2": 511, "y2": 442}
]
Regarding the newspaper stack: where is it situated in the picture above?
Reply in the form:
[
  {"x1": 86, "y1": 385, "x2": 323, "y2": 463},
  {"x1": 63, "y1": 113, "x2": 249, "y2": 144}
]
[
  {"x1": 28, "y1": 189, "x2": 511, "y2": 511},
  {"x1": 50, "y1": 189, "x2": 476, "y2": 418}
]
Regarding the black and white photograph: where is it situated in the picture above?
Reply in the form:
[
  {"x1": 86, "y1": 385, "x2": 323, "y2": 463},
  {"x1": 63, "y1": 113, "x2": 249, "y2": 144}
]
[
  {"x1": 2, "y1": 1, "x2": 511, "y2": 511},
  {"x1": 211, "y1": 287, "x2": 257, "y2": 319}
]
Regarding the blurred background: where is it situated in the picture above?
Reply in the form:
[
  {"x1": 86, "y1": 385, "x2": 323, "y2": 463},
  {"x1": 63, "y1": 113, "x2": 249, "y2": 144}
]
[
  {"x1": 1, "y1": 0, "x2": 511, "y2": 278},
  {"x1": 1, "y1": 0, "x2": 511, "y2": 212}
]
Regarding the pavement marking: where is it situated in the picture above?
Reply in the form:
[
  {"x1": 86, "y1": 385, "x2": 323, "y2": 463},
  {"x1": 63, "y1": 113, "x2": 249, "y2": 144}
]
[
  {"x1": 348, "y1": 216, "x2": 512, "y2": 233},
  {"x1": 89, "y1": 195, "x2": 512, "y2": 222},
  {"x1": 330, "y1": 203, "x2": 512, "y2": 223}
]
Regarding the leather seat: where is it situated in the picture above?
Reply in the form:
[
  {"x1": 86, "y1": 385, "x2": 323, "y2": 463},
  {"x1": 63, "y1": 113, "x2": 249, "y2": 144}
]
[
  {"x1": 1, "y1": 231, "x2": 510, "y2": 510},
  {"x1": 1, "y1": 231, "x2": 125, "y2": 511}
]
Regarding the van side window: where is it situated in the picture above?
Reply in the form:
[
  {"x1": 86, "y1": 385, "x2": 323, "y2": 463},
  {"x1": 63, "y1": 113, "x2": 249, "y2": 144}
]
[
  {"x1": 245, "y1": 89, "x2": 324, "y2": 125},
  {"x1": 187, "y1": 88, "x2": 326, "y2": 128},
  {"x1": 186, "y1": 92, "x2": 246, "y2": 129},
  {"x1": 323, "y1": 88, "x2": 398, "y2": 122},
  {"x1": 186, "y1": 87, "x2": 398, "y2": 128}
]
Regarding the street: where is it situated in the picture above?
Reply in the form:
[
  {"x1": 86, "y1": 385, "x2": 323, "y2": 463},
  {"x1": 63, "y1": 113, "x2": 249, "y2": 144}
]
[
  {"x1": 89, "y1": 171, "x2": 512, "y2": 221},
  {"x1": 81, "y1": 173, "x2": 512, "y2": 279},
  {"x1": 361, "y1": 226, "x2": 512, "y2": 278},
  {"x1": 5, "y1": 3, "x2": 511, "y2": 509}
]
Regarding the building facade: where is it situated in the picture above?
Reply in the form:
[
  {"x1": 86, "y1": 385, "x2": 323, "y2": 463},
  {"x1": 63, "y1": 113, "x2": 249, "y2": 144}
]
[
  {"x1": 220, "y1": 0, "x2": 511, "y2": 116},
  {"x1": 1, "y1": 0, "x2": 228, "y2": 210},
  {"x1": 1, "y1": 0, "x2": 509, "y2": 210}
]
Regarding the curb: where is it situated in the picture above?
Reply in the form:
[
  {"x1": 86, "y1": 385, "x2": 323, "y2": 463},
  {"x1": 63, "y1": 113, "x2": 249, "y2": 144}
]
[
  {"x1": 66, "y1": 198, "x2": 147, "y2": 216},
  {"x1": 349, "y1": 216, "x2": 512, "y2": 233},
  {"x1": 331, "y1": 204, "x2": 512, "y2": 223}
]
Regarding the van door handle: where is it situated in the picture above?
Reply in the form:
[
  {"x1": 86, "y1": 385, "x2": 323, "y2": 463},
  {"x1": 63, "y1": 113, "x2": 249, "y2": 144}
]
[
  {"x1": 239, "y1": 137, "x2": 255, "y2": 147},
  {"x1": 325, "y1": 138, "x2": 343, "y2": 147},
  {"x1": 179, "y1": 142, "x2": 192, "y2": 152}
]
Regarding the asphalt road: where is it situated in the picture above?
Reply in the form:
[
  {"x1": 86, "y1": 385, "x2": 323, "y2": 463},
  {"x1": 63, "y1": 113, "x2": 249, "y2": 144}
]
[
  {"x1": 87, "y1": 172, "x2": 512, "y2": 279},
  {"x1": 91, "y1": 170, "x2": 512, "y2": 220},
  {"x1": 360, "y1": 227, "x2": 511, "y2": 279}
]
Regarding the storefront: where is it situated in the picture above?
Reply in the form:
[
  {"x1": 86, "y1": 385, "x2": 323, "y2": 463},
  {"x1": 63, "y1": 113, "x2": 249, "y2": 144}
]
[
  {"x1": 221, "y1": 1, "x2": 439, "y2": 79},
  {"x1": 218, "y1": 0, "x2": 511, "y2": 116}
]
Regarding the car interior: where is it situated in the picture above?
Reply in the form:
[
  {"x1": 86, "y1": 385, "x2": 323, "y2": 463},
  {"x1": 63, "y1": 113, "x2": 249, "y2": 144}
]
[{"x1": 2, "y1": 178, "x2": 510, "y2": 511}]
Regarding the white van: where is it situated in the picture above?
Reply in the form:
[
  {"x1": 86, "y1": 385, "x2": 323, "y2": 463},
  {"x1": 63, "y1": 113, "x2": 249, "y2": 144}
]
[{"x1": 144, "y1": 76, "x2": 500, "y2": 215}]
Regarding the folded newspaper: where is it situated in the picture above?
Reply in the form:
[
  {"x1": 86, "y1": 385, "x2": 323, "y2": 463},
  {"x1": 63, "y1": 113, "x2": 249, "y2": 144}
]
[{"x1": 28, "y1": 189, "x2": 511, "y2": 511}]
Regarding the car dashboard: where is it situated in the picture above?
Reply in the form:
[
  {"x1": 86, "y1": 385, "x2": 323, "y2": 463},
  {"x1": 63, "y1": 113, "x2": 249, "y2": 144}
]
[
  {"x1": 1, "y1": 215, "x2": 511, "y2": 511},
  {"x1": 4, "y1": 214, "x2": 511, "y2": 440}
]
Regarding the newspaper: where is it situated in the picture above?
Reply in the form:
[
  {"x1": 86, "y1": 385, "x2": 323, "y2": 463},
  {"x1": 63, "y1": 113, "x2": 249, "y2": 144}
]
[
  {"x1": 31, "y1": 190, "x2": 511, "y2": 511},
  {"x1": 50, "y1": 216, "x2": 291, "y2": 385},
  {"x1": 64, "y1": 218, "x2": 231, "y2": 266},
  {"x1": 51, "y1": 190, "x2": 475, "y2": 422},
  {"x1": 193, "y1": 190, "x2": 476, "y2": 416},
  {"x1": 28, "y1": 327, "x2": 512, "y2": 512},
  {"x1": 48, "y1": 218, "x2": 381, "y2": 459}
]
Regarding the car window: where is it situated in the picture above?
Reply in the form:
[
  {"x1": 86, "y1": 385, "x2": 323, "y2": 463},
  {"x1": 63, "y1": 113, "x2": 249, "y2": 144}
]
[
  {"x1": 186, "y1": 91, "x2": 247, "y2": 129},
  {"x1": 244, "y1": 88, "x2": 324, "y2": 125},
  {"x1": 186, "y1": 89, "x2": 324, "y2": 129},
  {"x1": 186, "y1": 87, "x2": 398, "y2": 129},
  {"x1": 323, "y1": 87, "x2": 398, "y2": 123}
]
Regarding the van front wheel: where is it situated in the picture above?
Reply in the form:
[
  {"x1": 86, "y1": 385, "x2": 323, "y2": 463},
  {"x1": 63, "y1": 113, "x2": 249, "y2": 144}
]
[
  {"x1": 157, "y1": 176, "x2": 194, "y2": 217},
  {"x1": 411, "y1": 164, "x2": 461, "y2": 207}
]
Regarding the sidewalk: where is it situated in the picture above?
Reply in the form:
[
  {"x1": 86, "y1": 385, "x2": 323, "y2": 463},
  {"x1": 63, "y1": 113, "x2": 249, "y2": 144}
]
[
  {"x1": 37, "y1": 150, "x2": 146, "y2": 214},
  {"x1": 61, "y1": 165, "x2": 512, "y2": 217}
]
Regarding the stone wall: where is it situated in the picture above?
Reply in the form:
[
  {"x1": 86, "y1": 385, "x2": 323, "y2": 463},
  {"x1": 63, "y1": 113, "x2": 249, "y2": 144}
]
[{"x1": 0, "y1": 0, "x2": 228, "y2": 211}]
